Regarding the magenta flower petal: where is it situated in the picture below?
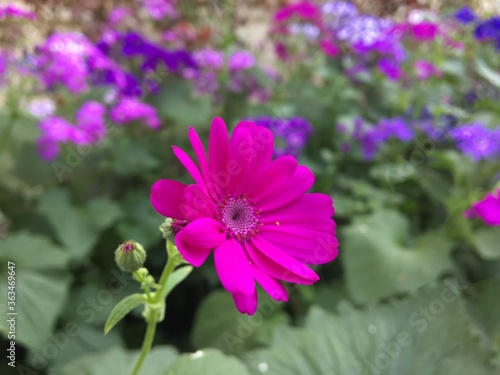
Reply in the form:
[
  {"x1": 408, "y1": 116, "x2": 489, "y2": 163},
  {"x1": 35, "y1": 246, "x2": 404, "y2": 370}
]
[
  {"x1": 246, "y1": 156, "x2": 298, "y2": 200},
  {"x1": 172, "y1": 146, "x2": 205, "y2": 187},
  {"x1": 209, "y1": 117, "x2": 229, "y2": 195},
  {"x1": 232, "y1": 288, "x2": 258, "y2": 315},
  {"x1": 175, "y1": 218, "x2": 226, "y2": 266},
  {"x1": 235, "y1": 121, "x2": 274, "y2": 171},
  {"x1": 179, "y1": 184, "x2": 216, "y2": 221},
  {"x1": 262, "y1": 214, "x2": 335, "y2": 232},
  {"x1": 251, "y1": 264, "x2": 288, "y2": 302},
  {"x1": 465, "y1": 190, "x2": 500, "y2": 226},
  {"x1": 261, "y1": 193, "x2": 334, "y2": 219},
  {"x1": 259, "y1": 166, "x2": 315, "y2": 211},
  {"x1": 214, "y1": 239, "x2": 255, "y2": 295},
  {"x1": 227, "y1": 126, "x2": 254, "y2": 194},
  {"x1": 150, "y1": 179, "x2": 187, "y2": 219},
  {"x1": 260, "y1": 226, "x2": 339, "y2": 264},
  {"x1": 188, "y1": 127, "x2": 217, "y2": 199},
  {"x1": 246, "y1": 237, "x2": 319, "y2": 284}
]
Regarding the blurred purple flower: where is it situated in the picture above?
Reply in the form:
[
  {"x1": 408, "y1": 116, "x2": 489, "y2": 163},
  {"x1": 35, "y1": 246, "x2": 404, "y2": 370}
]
[
  {"x1": 0, "y1": 5, "x2": 35, "y2": 20},
  {"x1": 414, "y1": 60, "x2": 441, "y2": 80},
  {"x1": 378, "y1": 58, "x2": 403, "y2": 81},
  {"x1": 321, "y1": 1, "x2": 358, "y2": 30},
  {"x1": 27, "y1": 98, "x2": 56, "y2": 119},
  {"x1": 228, "y1": 51, "x2": 255, "y2": 71},
  {"x1": 474, "y1": 17, "x2": 500, "y2": 47},
  {"x1": 139, "y1": 0, "x2": 177, "y2": 20},
  {"x1": 75, "y1": 102, "x2": 107, "y2": 142},
  {"x1": 110, "y1": 97, "x2": 161, "y2": 129},
  {"x1": 247, "y1": 116, "x2": 313, "y2": 157},
  {"x1": 194, "y1": 49, "x2": 224, "y2": 70},
  {"x1": 455, "y1": 6, "x2": 476, "y2": 24},
  {"x1": 108, "y1": 7, "x2": 130, "y2": 26},
  {"x1": 450, "y1": 123, "x2": 500, "y2": 161}
]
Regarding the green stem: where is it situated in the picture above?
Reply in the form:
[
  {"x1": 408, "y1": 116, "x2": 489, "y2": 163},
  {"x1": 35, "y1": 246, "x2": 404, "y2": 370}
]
[
  {"x1": 129, "y1": 243, "x2": 180, "y2": 375},
  {"x1": 130, "y1": 311, "x2": 158, "y2": 375}
]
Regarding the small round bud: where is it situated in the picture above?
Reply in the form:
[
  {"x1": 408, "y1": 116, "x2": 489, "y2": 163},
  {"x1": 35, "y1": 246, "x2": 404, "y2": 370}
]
[
  {"x1": 115, "y1": 240, "x2": 146, "y2": 273},
  {"x1": 159, "y1": 218, "x2": 174, "y2": 240}
]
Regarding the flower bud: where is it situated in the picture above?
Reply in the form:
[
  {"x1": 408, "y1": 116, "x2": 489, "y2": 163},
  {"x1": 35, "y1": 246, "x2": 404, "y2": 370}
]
[
  {"x1": 115, "y1": 240, "x2": 146, "y2": 273},
  {"x1": 159, "y1": 218, "x2": 174, "y2": 240}
]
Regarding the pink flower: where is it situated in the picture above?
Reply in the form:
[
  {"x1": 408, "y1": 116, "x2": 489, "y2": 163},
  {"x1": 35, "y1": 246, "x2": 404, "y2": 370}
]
[
  {"x1": 274, "y1": 2, "x2": 320, "y2": 23},
  {"x1": 465, "y1": 189, "x2": 500, "y2": 226},
  {"x1": 320, "y1": 40, "x2": 339, "y2": 56},
  {"x1": 110, "y1": 97, "x2": 161, "y2": 129},
  {"x1": 410, "y1": 22, "x2": 439, "y2": 41},
  {"x1": 150, "y1": 118, "x2": 338, "y2": 315},
  {"x1": 414, "y1": 60, "x2": 441, "y2": 80}
]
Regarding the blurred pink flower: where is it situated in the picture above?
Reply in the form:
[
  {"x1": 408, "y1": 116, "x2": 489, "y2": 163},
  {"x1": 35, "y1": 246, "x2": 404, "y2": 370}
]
[
  {"x1": 274, "y1": 1, "x2": 320, "y2": 23},
  {"x1": 465, "y1": 189, "x2": 500, "y2": 226},
  {"x1": 414, "y1": 60, "x2": 441, "y2": 80},
  {"x1": 320, "y1": 39, "x2": 339, "y2": 56},
  {"x1": 150, "y1": 118, "x2": 338, "y2": 314}
]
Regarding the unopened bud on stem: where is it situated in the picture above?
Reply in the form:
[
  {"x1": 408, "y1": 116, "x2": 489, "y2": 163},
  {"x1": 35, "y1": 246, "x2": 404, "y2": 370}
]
[{"x1": 115, "y1": 240, "x2": 146, "y2": 273}]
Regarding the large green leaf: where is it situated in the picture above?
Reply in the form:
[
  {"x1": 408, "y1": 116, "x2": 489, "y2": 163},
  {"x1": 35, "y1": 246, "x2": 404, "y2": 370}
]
[
  {"x1": 165, "y1": 349, "x2": 251, "y2": 375},
  {"x1": 466, "y1": 278, "x2": 500, "y2": 352},
  {"x1": 191, "y1": 290, "x2": 289, "y2": 355},
  {"x1": 150, "y1": 79, "x2": 212, "y2": 125},
  {"x1": 473, "y1": 228, "x2": 500, "y2": 260},
  {"x1": 342, "y1": 210, "x2": 454, "y2": 304},
  {"x1": 38, "y1": 189, "x2": 121, "y2": 261},
  {"x1": 245, "y1": 283, "x2": 497, "y2": 375},
  {"x1": 0, "y1": 233, "x2": 72, "y2": 349},
  {"x1": 51, "y1": 345, "x2": 178, "y2": 375},
  {"x1": 117, "y1": 191, "x2": 162, "y2": 248}
]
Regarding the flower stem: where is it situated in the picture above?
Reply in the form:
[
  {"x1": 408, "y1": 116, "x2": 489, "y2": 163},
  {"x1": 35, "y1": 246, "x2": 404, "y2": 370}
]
[
  {"x1": 129, "y1": 242, "x2": 180, "y2": 375},
  {"x1": 130, "y1": 311, "x2": 157, "y2": 375}
]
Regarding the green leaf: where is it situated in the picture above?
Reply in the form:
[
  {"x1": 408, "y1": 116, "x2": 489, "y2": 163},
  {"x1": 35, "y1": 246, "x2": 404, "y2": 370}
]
[
  {"x1": 475, "y1": 58, "x2": 500, "y2": 88},
  {"x1": 473, "y1": 228, "x2": 500, "y2": 260},
  {"x1": 244, "y1": 283, "x2": 497, "y2": 375},
  {"x1": 87, "y1": 197, "x2": 122, "y2": 231},
  {"x1": 44, "y1": 325, "x2": 124, "y2": 370},
  {"x1": 342, "y1": 210, "x2": 454, "y2": 304},
  {"x1": 38, "y1": 189, "x2": 121, "y2": 261},
  {"x1": 466, "y1": 278, "x2": 500, "y2": 352},
  {"x1": 104, "y1": 293, "x2": 146, "y2": 335},
  {"x1": 0, "y1": 233, "x2": 71, "y2": 349},
  {"x1": 165, "y1": 349, "x2": 251, "y2": 375},
  {"x1": 117, "y1": 191, "x2": 162, "y2": 248},
  {"x1": 150, "y1": 78, "x2": 212, "y2": 125},
  {"x1": 191, "y1": 290, "x2": 289, "y2": 355},
  {"x1": 52, "y1": 345, "x2": 178, "y2": 375},
  {"x1": 37, "y1": 189, "x2": 96, "y2": 261},
  {"x1": 163, "y1": 266, "x2": 193, "y2": 298}
]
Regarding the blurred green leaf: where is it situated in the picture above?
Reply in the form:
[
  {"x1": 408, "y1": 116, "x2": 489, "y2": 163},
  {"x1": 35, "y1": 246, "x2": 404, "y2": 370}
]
[
  {"x1": 475, "y1": 58, "x2": 500, "y2": 88},
  {"x1": 104, "y1": 293, "x2": 146, "y2": 335},
  {"x1": 244, "y1": 284, "x2": 497, "y2": 375},
  {"x1": 165, "y1": 349, "x2": 251, "y2": 375},
  {"x1": 0, "y1": 232, "x2": 71, "y2": 349},
  {"x1": 117, "y1": 191, "x2": 161, "y2": 248},
  {"x1": 342, "y1": 210, "x2": 454, "y2": 304},
  {"x1": 38, "y1": 189, "x2": 121, "y2": 261},
  {"x1": 150, "y1": 79, "x2": 212, "y2": 125},
  {"x1": 191, "y1": 290, "x2": 289, "y2": 355},
  {"x1": 52, "y1": 345, "x2": 178, "y2": 375},
  {"x1": 472, "y1": 228, "x2": 500, "y2": 260}
]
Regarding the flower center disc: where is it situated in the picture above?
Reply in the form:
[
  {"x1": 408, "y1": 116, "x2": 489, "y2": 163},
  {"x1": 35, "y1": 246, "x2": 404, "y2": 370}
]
[{"x1": 217, "y1": 194, "x2": 260, "y2": 241}]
